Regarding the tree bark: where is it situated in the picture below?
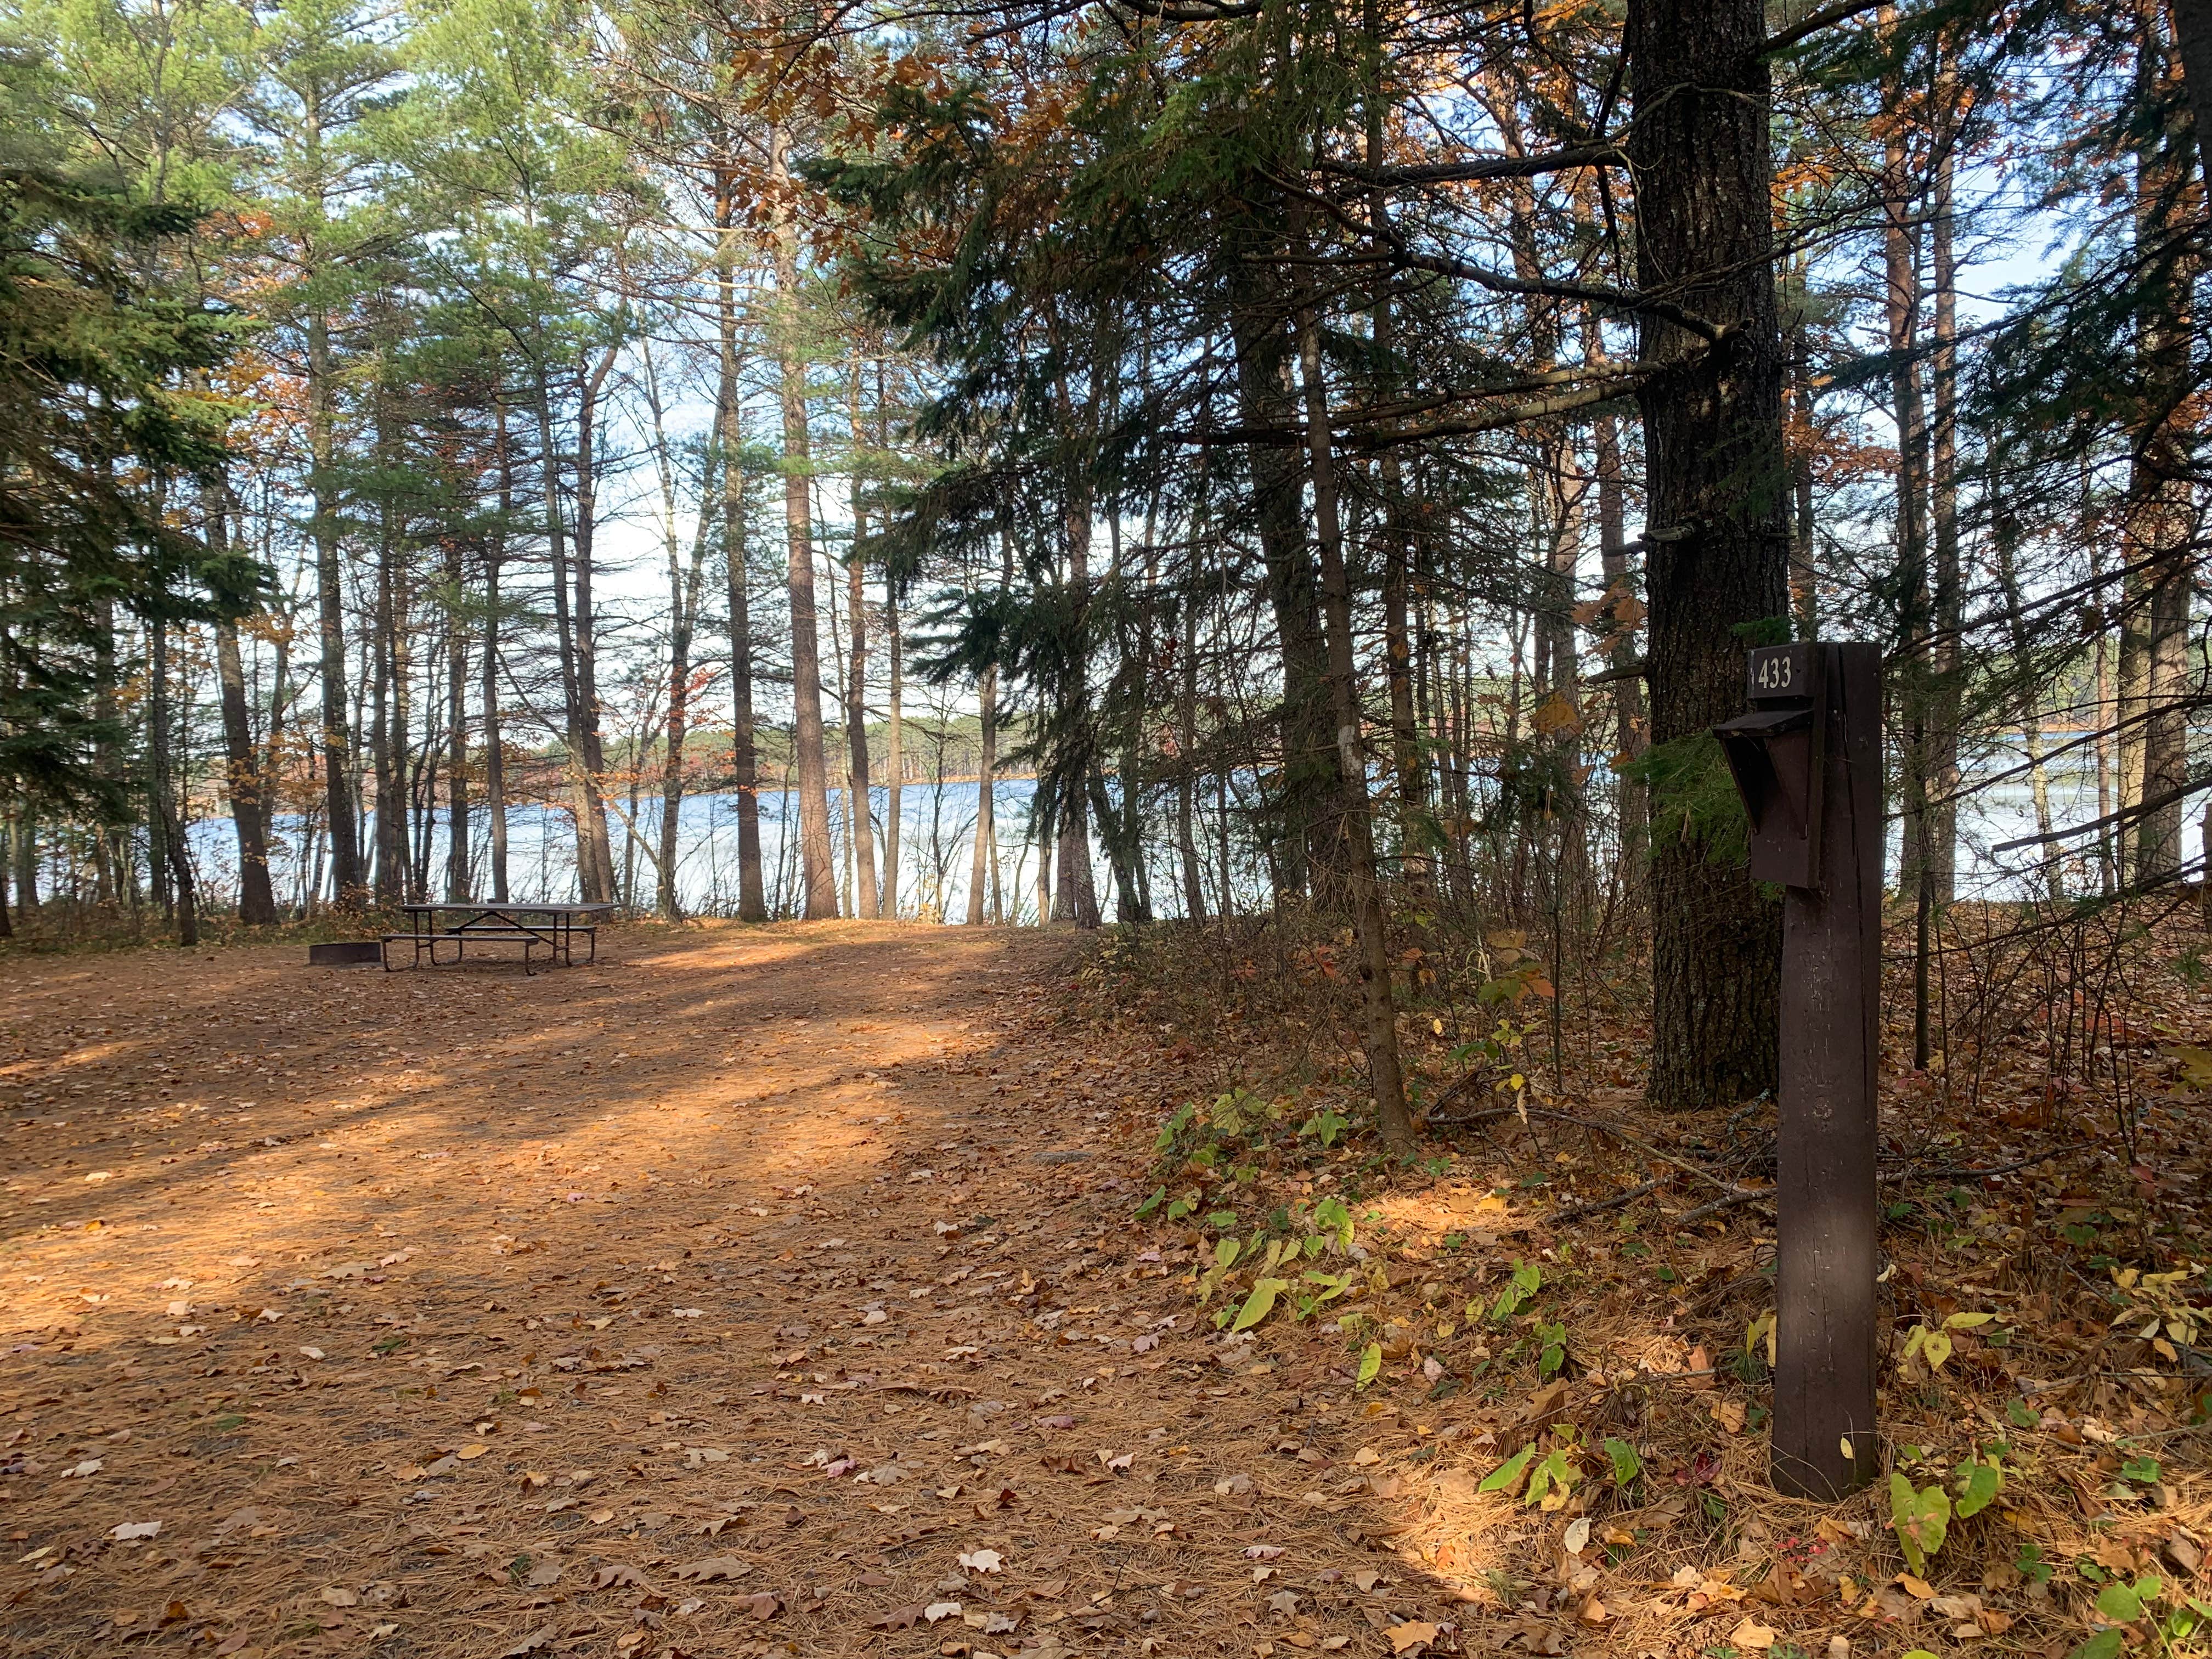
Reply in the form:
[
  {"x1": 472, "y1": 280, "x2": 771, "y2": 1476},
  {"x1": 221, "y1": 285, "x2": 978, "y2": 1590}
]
[
  {"x1": 1298, "y1": 300, "x2": 1415, "y2": 1154},
  {"x1": 770, "y1": 123, "x2": 840, "y2": 919},
  {"x1": 1228, "y1": 257, "x2": 1334, "y2": 901},
  {"x1": 149, "y1": 619, "x2": 199, "y2": 945},
  {"x1": 1629, "y1": 0, "x2": 1789, "y2": 1110},
  {"x1": 309, "y1": 303, "x2": 361, "y2": 906},
  {"x1": 966, "y1": 660, "x2": 996, "y2": 925},
  {"x1": 211, "y1": 495, "x2": 278, "y2": 925},
  {"x1": 2124, "y1": 30, "x2": 2197, "y2": 884},
  {"x1": 712, "y1": 214, "x2": 767, "y2": 924},
  {"x1": 486, "y1": 404, "x2": 511, "y2": 902},
  {"x1": 1591, "y1": 382, "x2": 1648, "y2": 885},
  {"x1": 573, "y1": 342, "x2": 620, "y2": 903},
  {"x1": 886, "y1": 585, "x2": 905, "y2": 918},
  {"x1": 1928, "y1": 133, "x2": 1961, "y2": 907},
  {"x1": 847, "y1": 359, "x2": 880, "y2": 917}
]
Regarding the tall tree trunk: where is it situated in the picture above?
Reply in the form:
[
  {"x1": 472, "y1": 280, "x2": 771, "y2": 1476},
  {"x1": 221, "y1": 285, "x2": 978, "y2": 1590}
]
[
  {"x1": 486, "y1": 407, "x2": 511, "y2": 902},
  {"x1": 1629, "y1": 0, "x2": 1789, "y2": 1110},
  {"x1": 885, "y1": 584, "x2": 905, "y2": 918},
  {"x1": 532, "y1": 362, "x2": 597, "y2": 901},
  {"x1": 1051, "y1": 499, "x2": 1102, "y2": 930},
  {"x1": 651, "y1": 351, "x2": 717, "y2": 922},
  {"x1": 2125, "y1": 40, "x2": 2197, "y2": 883},
  {"x1": 445, "y1": 535, "x2": 470, "y2": 901},
  {"x1": 148, "y1": 619, "x2": 199, "y2": 945},
  {"x1": 1927, "y1": 131, "x2": 1961, "y2": 907},
  {"x1": 10, "y1": 812, "x2": 33, "y2": 918},
  {"x1": 573, "y1": 342, "x2": 619, "y2": 903},
  {"x1": 847, "y1": 359, "x2": 879, "y2": 917},
  {"x1": 1298, "y1": 298, "x2": 1415, "y2": 1152},
  {"x1": 1893, "y1": 96, "x2": 1939, "y2": 1071},
  {"x1": 211, "y1": 496, "x2": 277, "y2": 926},
  {"x1": 966, "y1": 661, "x2": 996, "y2": 925},
  {"x1": 770, "y1": 123, "x2": 840, "y2": 919},
  {"x1": 1228, "y1": 257, "x2": 1333, "y2": 900},
  {"x1": 1177, "y1": 584, "x2": 1208, "y2": 923},
  {"x1": 309, "y1": 305, "x2": 361, "y2": 905},
  {"x1": 370, "y1": 448, "x2": 402, "y2": 906},
  {"x1": 1783, "y1": 250, "x2": 1820, "y2": 636},
  {"x1": 713, "y1": 263, "x2": 767, "y2": 923},
  {"x1": 1592, "y1": 387, "x2": 1648, "y2": 885}
]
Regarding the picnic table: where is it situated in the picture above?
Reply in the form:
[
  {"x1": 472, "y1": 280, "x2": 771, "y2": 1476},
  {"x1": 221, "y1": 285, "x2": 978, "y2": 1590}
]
[{"x1": 382, "y1": 901, "x2": 614, "y2": 975}]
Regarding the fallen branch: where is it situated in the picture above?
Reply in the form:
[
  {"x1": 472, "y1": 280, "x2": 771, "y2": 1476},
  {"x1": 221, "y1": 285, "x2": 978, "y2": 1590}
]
[{"x1": 1545, "y1": 1180, "x2": 1662, "y2": 1227}]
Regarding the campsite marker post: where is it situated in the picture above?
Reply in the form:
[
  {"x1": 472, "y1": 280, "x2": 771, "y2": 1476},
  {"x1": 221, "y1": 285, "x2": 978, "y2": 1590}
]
[{"x1": 1714, "y1": 642, "x2": 1883, "y2": 1499}]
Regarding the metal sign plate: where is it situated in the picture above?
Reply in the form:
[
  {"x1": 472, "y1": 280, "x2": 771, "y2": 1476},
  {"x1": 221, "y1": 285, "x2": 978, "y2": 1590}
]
[{"x1": 1747, "y1": 643, "x2": 1813, "y2": 702}]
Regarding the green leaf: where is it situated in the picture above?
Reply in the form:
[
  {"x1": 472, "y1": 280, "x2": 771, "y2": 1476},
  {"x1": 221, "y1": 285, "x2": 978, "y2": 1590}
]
[
  {"x1": 1299, "y1": 1108, "x2": 1348, "y2": 1148},
  {"x1": 1215, "y1": 1237, "x2": 1239, "y2": 1268},
  {"x1": 2120, "y1": 1454, "x2": 2162, "y2": 1485},
  {"x1": 1355, "y1": 1342, "x2": 1382, "y2": 1390},
  {"x1": 1476, "y1": 1444, "x2": 1537, "y2": 1494},
  {"x1": 1134, "y1": 1186, "x2": 1165, "y2": 1218},
  {"x1": 1888, "y1": 1473, "x2": 1950, "y2": 1575},
  {"x1": 2006, "y1": 1398, "x2": 2039, "y2": 1429},
  {"x1": 1603, "y1": 1437, "x2": 1641, "y2": 1486},
  {"x1": 1954, "y1": 1459, "x2": 2003, "y2": 1519},
  {"x1": 1231, "y1": 1277, "x2": 1289, "y2": 1333},
  {"x1": 1523, "y1": 1448, "x2": 1579, "y2": 1508},
  {"x1": 2095, "y1": 1582, "x2": 2146, "y2": 1622},
  {"x1": 2064, "y1": 1632, "x2": 2126, "y2": 1659}
]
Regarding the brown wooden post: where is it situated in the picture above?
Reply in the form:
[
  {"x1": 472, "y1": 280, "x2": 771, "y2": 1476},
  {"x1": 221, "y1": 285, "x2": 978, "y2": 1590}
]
[{"x1": 1718, "y1": 642, "x2": 1882, "y2": 1499}]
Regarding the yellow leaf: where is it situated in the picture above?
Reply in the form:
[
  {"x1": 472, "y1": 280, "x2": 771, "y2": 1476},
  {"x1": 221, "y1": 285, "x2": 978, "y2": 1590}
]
[
  {"x1": 1730, "y1": 1619, "x2": 1776, "y2": 1650},
  {"x1": 456, "y1": 1443, "x2": 490, "y2": 1460},
  {"x1": 1387, "y1": 1623, "x2": 1441, "y2": 1655}
]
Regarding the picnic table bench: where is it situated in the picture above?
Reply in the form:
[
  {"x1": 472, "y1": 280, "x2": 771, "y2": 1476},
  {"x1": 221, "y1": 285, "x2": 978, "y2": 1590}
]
[{"x1": 382, "y1": 901, "x2": 613, "y2": 975}]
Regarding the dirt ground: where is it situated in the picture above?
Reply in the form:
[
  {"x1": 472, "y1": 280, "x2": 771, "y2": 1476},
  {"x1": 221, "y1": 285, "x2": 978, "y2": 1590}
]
[
  {"x1": 4, "y1": 921, "x2": 2205, "y2": 1659},
  {"x1": 0, "y1": 922, "x2": 1486, "y2": 1659}
]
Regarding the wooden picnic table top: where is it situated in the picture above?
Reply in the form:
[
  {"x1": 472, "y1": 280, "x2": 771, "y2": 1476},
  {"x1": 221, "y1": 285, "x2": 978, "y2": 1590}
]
[{"x1": 399, "y1": 901, "x2": 617, "y2": 915}]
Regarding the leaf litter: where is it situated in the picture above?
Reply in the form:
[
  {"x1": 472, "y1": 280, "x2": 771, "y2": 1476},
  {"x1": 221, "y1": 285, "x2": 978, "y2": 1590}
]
[{"x1": 0, "y1": 912, "x2": 2205, "y2": 1658}]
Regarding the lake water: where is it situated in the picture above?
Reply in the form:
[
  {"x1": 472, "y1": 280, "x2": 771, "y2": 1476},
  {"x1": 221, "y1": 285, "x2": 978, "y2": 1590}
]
[{"x1": 166, "y1": 744, "x2": 2171, "y2": 921}]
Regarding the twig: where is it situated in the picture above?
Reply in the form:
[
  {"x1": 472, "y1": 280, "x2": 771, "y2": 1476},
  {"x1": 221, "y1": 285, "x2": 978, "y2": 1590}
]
[
  {"x1": 1546, "y1": 1180, "x2": 1661, "y2": 1227},
  {"x1": 1673, "y1": 1188, "x2": 1776, "y2": 1226},
  {"x1": 1880, "y1": 1147, "x2": 2079, "y2": 1185},
  {"x1": 1431, "y1": 1104, "x2": 1745, "y2": 1199}
]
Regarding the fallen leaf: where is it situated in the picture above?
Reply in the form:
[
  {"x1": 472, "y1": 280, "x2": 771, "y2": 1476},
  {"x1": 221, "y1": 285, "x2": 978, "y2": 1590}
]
[
  {"x1": 673, "y1": 1557, "x2": 747, "y2": 1582},
  {"x1": 1386, "y1": 1622, "x2": 1441, "y2": 1654},
  {"x1": 502, "y1": 1626, "x2": 556, "y2": 1657},
  {"x1": 109, "y1": 1521, "x2": 161, "y2": 1542},
  {"x1": 924, "y1": 1601, "x2": 963, "y2": 1623},
  {"x1": 1730, "y1": 1618, "x2": 1776, "y2": 1650},
  {"x1": 958, "y1": 1549, "x2": 1005, "y2": 1573}
]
